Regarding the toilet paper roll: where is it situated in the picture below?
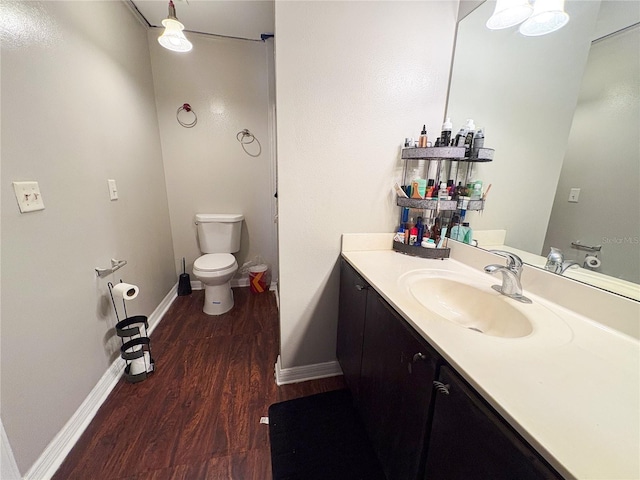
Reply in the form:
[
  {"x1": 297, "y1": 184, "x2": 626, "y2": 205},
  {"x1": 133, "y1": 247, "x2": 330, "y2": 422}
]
[
  {"x1": 130, "y1": 352, "x2": 151, "y2": 375},
  {"x1": 112, "y1": 282, "x2": 139, "y2": 301},
  {"x1": 585, "y1": 255, "x2": 601, "y2": 268}
]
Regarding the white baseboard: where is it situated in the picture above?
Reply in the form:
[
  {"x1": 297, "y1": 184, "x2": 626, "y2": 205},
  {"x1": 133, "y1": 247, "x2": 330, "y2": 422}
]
[
  {"x1": 23, "y1": 283, "x2": 178, "y2": 480},
  {"x1": 274, "y1": 355, "x2": 343, "y2": 386},
  {"x1": 192, "y1": 279, "x2": 279, "y2": 290}
]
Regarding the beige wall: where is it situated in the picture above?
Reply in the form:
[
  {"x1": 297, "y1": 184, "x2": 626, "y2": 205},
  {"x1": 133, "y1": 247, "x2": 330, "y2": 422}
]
[
  {"x1": 275, "y1": 1, "x2": 459, "y2": 369},
  {"x1": 1, "y1": 1, "x2": 175, "y2": 474},
  {"x1": 148, "y1": 32, "x2": 278, "y2": 283}
]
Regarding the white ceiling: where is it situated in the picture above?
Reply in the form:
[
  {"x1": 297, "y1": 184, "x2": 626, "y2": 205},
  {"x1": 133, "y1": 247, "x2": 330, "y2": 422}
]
[{"x1": 130, "y1": 0, "x2": 275, "y2": 41}]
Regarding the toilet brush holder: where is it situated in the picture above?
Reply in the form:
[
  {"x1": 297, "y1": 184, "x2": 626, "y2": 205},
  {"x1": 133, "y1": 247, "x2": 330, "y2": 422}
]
[{"x1": 178, "y1": 257, "x2": 192, "y2": 296}]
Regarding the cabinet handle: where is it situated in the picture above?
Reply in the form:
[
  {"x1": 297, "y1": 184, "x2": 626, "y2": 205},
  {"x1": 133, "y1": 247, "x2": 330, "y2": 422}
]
[
  {"x1": 355, "y1": 284, "x2": 367, "y2": 291},
  {"x1": 413, "y1": 352, "x2": 427, "y2": 363},
  {"x1": 433, "y1": 381, "x2": 450, "y2": 395}
]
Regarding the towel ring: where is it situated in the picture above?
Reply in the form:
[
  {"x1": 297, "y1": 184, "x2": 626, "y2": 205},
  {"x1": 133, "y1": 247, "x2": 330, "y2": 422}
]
[{"x1": 177, "y1": 103, "x2": 197, "y2": 128}]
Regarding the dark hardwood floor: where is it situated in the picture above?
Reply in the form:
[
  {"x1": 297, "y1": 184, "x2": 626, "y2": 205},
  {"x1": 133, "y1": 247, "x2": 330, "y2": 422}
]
[{"x1": 53, "y1": 288, "x2": 346, "y2": 480}]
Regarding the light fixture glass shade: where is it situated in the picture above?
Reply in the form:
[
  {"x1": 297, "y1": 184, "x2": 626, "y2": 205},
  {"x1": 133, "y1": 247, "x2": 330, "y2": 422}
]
[
  {"x1": 519, "y1": 0, "x2": 570, "y2": 36},
  {"x1": 158, "y1": 18, "x2": 192, "y2": 52},
  {"x1": 486, "y1": 0, "x2": 533, "y2": 30}
]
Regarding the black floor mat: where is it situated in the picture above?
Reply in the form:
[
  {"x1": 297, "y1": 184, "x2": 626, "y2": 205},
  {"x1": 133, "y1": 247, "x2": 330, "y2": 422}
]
[{"x1": 268, "y1": 389, "x2": 386, "y2": 480}]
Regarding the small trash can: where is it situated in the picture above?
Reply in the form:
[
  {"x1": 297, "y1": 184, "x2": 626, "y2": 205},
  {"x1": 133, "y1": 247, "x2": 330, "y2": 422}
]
[{"x1": 249, "y1": 264, "x2": 269, "y2": 294}]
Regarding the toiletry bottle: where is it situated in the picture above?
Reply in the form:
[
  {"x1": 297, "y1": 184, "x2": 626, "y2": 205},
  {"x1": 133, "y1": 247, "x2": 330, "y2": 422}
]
[
  {"x1": 394, "y1": 226, "x2": 405, "y2": 243},
  {"x1": 471, "y1": 180, "x2": 483, "y2": 200},
  {"x1": 454, "y1": 127, "x2": 466, "y2": 147},
  {"x1": 405, "y1": 217, "x2": 415, "y2": 245},
  {"x1": 447, "y1": 180, "x2": 455, "y2": 198},
  {"x1": 462, "y1": 222, "x2": 473, "y2": 244},
  {"x1": 474, "y1": 128, "x2": 484, "y2": 149},
  {"x1": 412, "y1": 168, "x2": 427, "y2": 198},
  {"x1": 430, "y1": 217, "x2": 441, "y2": 243},
  {"x1": 463, "y1": 119, "x2": 475, "y2": 156},
  {"x1": 449, "y1": 215, "x2": 462, "y2": 241},
  {"x1": 426, "y1": 179, "x2": 435, "y2": 198},
  {"x1": 454, "y1": 182, "x2": 464, "y2": 199},
  {"x1": 441, "y1": 117, "x2": 452, "y2": 147},
  {"x1": 438, "y1": 182, "x2": 449, "y2": 199},
  {"x1": 416, "y1": 217, "x2": 424, "y2": 245},
  {"x1": 418, "y1": 125, "x2": 428, "y2": 148},
  {"x1": 409, "y1": 224, "x2": 418, "y2": 246}
]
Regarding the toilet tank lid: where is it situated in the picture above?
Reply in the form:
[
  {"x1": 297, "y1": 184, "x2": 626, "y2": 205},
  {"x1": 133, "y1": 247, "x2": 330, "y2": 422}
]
[{"x1": 195, "y1": 214, "x2": 244, "y2": 223}]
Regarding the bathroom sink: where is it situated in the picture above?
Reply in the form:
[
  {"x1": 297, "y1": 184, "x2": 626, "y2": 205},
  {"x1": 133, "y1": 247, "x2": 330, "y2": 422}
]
[
  {"x1": 407, "y1": 277, "x2": 532, "y2": 337},
  {"x1": 398, "y1": 269, "x2": 573, "y2": 343}
]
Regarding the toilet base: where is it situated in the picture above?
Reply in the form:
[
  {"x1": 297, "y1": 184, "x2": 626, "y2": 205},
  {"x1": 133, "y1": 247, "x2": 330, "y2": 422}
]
[{"x1": 203, "y1": 282, "x2": 234, "y2": 315}]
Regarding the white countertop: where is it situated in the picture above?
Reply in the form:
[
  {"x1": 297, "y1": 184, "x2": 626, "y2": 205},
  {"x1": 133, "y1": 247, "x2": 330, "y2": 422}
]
[{"x1": 342, "y1": 246, "x2": 640, "y2": 480}]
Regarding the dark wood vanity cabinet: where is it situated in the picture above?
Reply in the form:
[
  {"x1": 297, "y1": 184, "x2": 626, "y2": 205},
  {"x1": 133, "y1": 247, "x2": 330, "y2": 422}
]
[
  {"x1": 425, "y1": 366, "x2": 561, "y2": 480},
  {"x1": 336, "y1": 258, "x2": 369, "y2": 404},
  {"x1": 337, "y1": 260, "x2": 563, "y2": 480},
  {"x1": 358, "y1": 290, "x2": 438, "y2": 480}
]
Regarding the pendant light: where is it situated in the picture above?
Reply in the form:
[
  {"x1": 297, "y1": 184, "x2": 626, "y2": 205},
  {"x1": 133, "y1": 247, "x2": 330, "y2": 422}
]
[
  {"x1": 486, "y1": 0, "x2": 533, "y2": 30},
  {"x1": 519, "y1": 0, "x2": 570, "y2": 36},
  {"x1": 158, "y1": 0, "x2": 192, "y2": 53}
]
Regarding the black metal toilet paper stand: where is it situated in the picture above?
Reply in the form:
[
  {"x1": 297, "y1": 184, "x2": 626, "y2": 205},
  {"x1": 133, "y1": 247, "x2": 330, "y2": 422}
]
[{"x1": 108, "y1": 281, "x2": 155, "y2": 383}]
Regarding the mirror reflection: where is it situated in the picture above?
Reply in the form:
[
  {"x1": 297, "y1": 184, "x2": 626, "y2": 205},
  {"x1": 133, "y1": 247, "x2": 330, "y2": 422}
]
[{"x1": 447, "y1": 0, "x2": 640, "y2": 300}]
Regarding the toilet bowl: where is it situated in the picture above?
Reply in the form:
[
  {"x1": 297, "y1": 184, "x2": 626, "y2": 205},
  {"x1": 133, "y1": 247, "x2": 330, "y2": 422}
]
[{"x1": 193, "y1": 253, "x2": 238, "y2": 315}]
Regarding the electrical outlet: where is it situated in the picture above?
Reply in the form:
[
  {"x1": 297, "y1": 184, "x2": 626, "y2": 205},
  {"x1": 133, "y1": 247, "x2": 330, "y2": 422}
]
[
  {"x1": 568, "y1": 188, "x2": 580, "y2": 203},
  {"x1": 108, "y1": 179, "x2": 118, "y2": 200},
  {"x1": 13, "y1": 181, "x2": 45, "y2": 213}
]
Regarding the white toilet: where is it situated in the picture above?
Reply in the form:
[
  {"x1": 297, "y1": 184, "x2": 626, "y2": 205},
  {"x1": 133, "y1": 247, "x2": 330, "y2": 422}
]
[{"x1": 193, "y1": 213, "x2": 244, "y2": 315}]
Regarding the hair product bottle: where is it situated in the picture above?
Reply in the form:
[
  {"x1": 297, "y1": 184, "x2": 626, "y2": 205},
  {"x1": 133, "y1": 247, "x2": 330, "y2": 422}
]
[
  {"x1": 418, "y1": 125, "x2": 428, "y2": 148},
  {"x1": 440, "y1": 117, "x2": 452, "y2": 147}
]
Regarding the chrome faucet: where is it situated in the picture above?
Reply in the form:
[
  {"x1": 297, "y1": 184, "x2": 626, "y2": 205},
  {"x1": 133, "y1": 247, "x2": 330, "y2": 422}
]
[
  {"x1": 545, "y1": 247, "x2": 580, "y2": 274},
  {"x1": 484, "y1": 250, "x2": 532, "y2": 303}
]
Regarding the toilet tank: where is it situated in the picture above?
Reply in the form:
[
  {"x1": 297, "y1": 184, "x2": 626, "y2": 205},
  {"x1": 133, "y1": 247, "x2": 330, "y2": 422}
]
[{"x1": 195, "y1": 214, "x2": 244, "y2": 253}]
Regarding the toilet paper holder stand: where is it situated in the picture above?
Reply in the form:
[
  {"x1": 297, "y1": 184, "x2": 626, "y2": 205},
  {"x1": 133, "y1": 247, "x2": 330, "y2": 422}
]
[
  {"x1": 95, "y1": 258, "x2": 127, "y2": 278},
  {"x1": 108, "y1": 281, "x2": 155, "y2": 383}
]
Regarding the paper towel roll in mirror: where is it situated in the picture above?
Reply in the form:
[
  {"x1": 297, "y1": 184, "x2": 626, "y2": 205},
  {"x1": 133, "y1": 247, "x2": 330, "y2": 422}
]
[{"x1": 112, "y1": 282, "x2": 139, "y2": 301}]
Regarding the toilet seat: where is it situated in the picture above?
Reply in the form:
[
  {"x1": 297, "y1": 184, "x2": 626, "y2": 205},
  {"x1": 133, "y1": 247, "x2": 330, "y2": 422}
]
[{"x1": 193, "y1": 253, "x2": 236, "y2": 273}]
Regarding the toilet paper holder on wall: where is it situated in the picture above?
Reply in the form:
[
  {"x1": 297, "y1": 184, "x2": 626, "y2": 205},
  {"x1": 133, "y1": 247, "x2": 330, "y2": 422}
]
[
  {"x1": 571, "y1": 241, "x2": 602, "y2": 252},
  {"x1": 95, "y1": 258, "x2": 127, "y2": 278}
]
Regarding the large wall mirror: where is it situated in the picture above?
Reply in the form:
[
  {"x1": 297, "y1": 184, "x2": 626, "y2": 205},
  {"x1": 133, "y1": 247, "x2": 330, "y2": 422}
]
[{"x1": 447, "y1": 0, "x2": 639, "y2": 301}]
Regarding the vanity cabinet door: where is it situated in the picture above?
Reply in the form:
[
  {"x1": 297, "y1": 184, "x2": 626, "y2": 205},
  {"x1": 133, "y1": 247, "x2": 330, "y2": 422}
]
[
  {"x1": 425, "y1": 366, "x2": 562, "y2": 480},
  {"x1": 336, "y1": 259, "x2": 369, "y2": 404},
  {"x1": 359, "y1": 290, "x2": 438, "y2": 480}
]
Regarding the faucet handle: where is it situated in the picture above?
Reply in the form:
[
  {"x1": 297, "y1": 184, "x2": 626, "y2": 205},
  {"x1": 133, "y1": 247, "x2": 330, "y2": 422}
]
[{"x1": 488, "y1": 250, "x2": 523, "y2": 273}]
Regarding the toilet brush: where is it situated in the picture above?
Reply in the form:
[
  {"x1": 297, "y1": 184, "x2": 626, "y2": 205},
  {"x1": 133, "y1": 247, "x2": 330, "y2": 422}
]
[{"x1": 178, "y1": 257, "x2": 192, "y2": 296}]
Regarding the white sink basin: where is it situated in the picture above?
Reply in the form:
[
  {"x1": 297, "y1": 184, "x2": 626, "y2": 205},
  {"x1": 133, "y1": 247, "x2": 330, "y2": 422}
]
[
  {"x1": 399, "y1": 269, "x2": 573, "y2": 343},
  {"x1": 408, "y1": 277, "x2": 532, "y2": 337}
]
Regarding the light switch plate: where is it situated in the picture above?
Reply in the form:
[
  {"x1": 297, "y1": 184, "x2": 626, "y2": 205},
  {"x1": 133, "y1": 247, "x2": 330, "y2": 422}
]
[
  {"x1": 108, "y1": 179, "x2": 118, "y2": 200},
  {"x1": 13, "y1": 181, "x2": 45, "y2": 213},
  {"x1": 568, "y1": 188, "x2": 580, "y2": 203}
]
